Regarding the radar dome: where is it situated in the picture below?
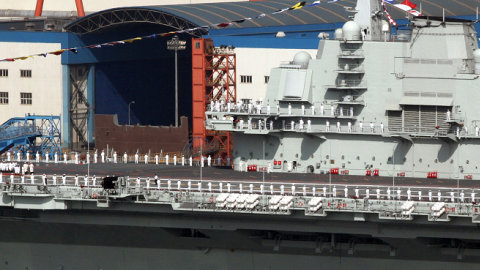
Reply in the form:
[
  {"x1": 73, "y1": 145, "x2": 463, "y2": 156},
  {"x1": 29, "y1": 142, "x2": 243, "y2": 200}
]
[
  {"x1": 342, "y1": 21, "x2": 361, "y2": 41},
  {"x1": 293, "y1": 51, "x2": 312, "y2": 68}
]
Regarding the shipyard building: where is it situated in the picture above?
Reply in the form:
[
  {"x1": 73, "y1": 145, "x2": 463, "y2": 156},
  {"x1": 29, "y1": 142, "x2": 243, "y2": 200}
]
[{"x1": 0, "y1": 0, "x2": 478, "y2": 153}]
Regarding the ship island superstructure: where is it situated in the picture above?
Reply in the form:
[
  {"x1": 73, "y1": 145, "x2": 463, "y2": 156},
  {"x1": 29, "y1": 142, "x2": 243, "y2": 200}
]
[{"x1": 205, "y1": 0, "x2": 480, "y2": 180}]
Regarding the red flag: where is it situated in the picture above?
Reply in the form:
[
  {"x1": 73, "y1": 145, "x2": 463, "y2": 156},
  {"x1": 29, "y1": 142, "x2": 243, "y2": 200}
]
[{"x1": 401, "y1": 0, "x2": 417, "y2": 10}]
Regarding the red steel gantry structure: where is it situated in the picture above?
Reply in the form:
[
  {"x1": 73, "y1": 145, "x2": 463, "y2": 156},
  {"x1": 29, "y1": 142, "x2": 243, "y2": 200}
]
[
  {"x1": 192, "y1": 38, "x2": 236, "y2": 162},
  {"x1": 35, "y1": 0, "x2": 85, "y2": 17}
]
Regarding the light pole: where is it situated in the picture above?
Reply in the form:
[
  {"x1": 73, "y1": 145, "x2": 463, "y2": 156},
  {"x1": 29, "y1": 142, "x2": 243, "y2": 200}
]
[
  {"x1": 128, "y1": 101, "x2": 135, "y2": 125},
  {"x1": 167, "y1": 35, "x2": 186, "y2": 127}
]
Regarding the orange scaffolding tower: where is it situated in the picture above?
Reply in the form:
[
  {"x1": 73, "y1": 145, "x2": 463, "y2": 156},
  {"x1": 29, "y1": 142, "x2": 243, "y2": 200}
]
[{"x1": 192, "y1": 38, "x2": 236, "y2": 162}]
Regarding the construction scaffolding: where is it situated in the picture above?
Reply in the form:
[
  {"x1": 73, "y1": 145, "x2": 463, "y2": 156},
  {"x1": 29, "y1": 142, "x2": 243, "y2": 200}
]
[{"x1": 191, "y1": 37, "x2": 236, "y2": 163}]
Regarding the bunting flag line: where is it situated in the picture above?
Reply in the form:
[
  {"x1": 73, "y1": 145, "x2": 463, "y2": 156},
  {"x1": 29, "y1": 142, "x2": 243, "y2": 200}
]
[
  {"x1": 382, "y1": 1, "x2": 398, "y2": 26},
  {"x1": 0, "y1": 1, "x2": 346, "y2": 62}
]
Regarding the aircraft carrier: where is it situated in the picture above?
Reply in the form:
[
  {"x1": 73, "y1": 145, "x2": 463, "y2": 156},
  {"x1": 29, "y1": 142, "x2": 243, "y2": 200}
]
[{"x1": 1, "y1": 0, "x2": 480, "y2": 269}]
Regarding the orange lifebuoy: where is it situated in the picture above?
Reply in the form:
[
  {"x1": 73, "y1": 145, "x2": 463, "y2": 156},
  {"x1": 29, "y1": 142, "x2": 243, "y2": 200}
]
[
  {"x1": 446, "y1": 207, "x2": 449, "y2": 212},
  {"x1": 337, "y1": 203, "x2": 341, "y2": 209},
  {"x1": 298, "y1": 201, "x2": 303, "y2": 207},
  {"x1": 92, "y1": 193, "x2": 97, "y2": 199},
  {"x1": 210, "y1": 197, "x2": 214, "y2": 203}
]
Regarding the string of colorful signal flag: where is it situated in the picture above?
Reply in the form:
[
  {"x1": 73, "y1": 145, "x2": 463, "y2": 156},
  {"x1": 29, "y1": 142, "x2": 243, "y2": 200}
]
[{"x1": 0, "y1": 0, "x2": 420, "y2": 63}]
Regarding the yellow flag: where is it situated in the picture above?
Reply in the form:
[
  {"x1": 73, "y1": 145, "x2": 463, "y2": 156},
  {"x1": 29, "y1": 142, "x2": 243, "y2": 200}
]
[
  {"x1": 123, "y1": 37, "x2": 142, "y2": 43},
  {"x1": 15, "y1": 56, "x2": 33, "y2": 60},
  {"x1": 290, "y1": 1, "x2": 306, "y2": 10}
]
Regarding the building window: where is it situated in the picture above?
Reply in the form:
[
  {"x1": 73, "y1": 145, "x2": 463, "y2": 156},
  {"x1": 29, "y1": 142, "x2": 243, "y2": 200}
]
[
  {"x1": 0, "y1": 69, "x2": 8, "y2": 77},
  {"x1": 195, "y1": 42, "x2": 201, "y2": 49},
  {"x1": 20, "y1": 93, "x2": 32, "y2": 105},
  {"x1": 264, "y1": 76, "x2": 270, "y2": 84},
  {"x1": 0, "y1": 92, "x2": 8, "y2": 104},
  {"x1": 241, "y1": 75, "x2": 252, "y2": 83},
  {"x1": 20, "y1": 70, "x2": 32, "y2": 78}
]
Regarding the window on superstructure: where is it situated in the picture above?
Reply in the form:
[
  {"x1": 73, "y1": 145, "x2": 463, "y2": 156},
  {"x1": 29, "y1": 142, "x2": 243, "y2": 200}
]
[
  {"x1": 0, "y1": 92, "x2": 8, "y2": 104},
  {"x1": 241, "y1": 75, "x2": 252, "y2": 83},
  {"x1": 20, "y1": 92, "x2": 32, "y2": 105},
  {"x1": 20, "y1": 70, "x2": 32, "y2": 78},
  {"x1": 0, "y1": 69, "x2": 8, "y2": 77},
  {"x1": 195, "y1": 42, "x2": 200, "y2": 49},
  {"x1": 264, "y1": 76, "x2": 270, "y2": 84}
]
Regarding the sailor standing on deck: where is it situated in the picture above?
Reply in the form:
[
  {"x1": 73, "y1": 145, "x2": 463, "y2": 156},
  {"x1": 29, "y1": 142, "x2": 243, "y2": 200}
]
[
  {"x1": 247, "y1": 102, "x2": 252, "y2": 114},
  {"x1": 299, "y1": 119, "x2": 304, "y2": 130},
  {"x1": 52, "y1": 174, "x2": 56, "y2": 185},
  {"x1": 94, "y1": 150, "x2": 98, "y2": 163},
  {"x1": 75, "y1": 152, "x2": 79, "y2": 164},
  {"x1": 145, "y1": 153, "x2": 149, "y2": 164},
  {"x1": 311, "y1": 105, "x2": 315, "y2": 116},
  {"x1": 227, "y1": 102, "x2": 231, "y2": 112},
  {"x1": 359, "y1": 121, "x2": 363, "y2": 132},
  {"x1": 348, "y1": 122, "x2": 352, "y2": 132},
  {"x1": 189, "y1": 156, "x2": 193, "y2": 166},
  {"x1": 330, "y1": 106, "x2": 335, "y2": 116},
  {"x1": 7, "y1": 151, "x2": 10, "y2": 162},
  {"x1": 124, "y1": 152, "x2": 128, "y2": 163},
  {"x1": 86, "y1": 152, "x2": 90, "y2": 164},
  {"x1": 267, "y1": 162, "x2": 273, "y2": 173},
  {"x1": 182, "y1": 155, "x2": 185, "y2": 166},
  {"x1": 339, "y1": 107, "x2": 343, "y2": 116},
  {"x1": 239, "y1": 119, "x2": 244, "y2": 129},
  {"x1": 42, "y1": 174, "x2": 46, "y2": 185},
  {"x1": 301, "y1": 104, "x2": 305, "y2": 115},
  {"x1": 135, "y1": 152, "x2": 139, "y2": 164},
  {"x1": 64, "y1": 152, "x2": 68, "y2": 164},
  {"x1": 84, "y1": 175, "x2": 88, "y2": 186},
  {"x1": 387, "y1": 188, "x2": 391, "y2": 200},
  {"x1": 62, "y1": 174, "x2": 66, "y2": 185},
  {"x1": 447, "y1": 109, "x2": 451, "y2": 120},
  {"x1": 92, "y1": 175, "x2": 97, "y2": 186},
  {"x1": 267, "y1": 104, "x2": 270, "y2": 115},
  {"x1": 113, "y1": 151, "x2": 117, "y2": 163},
  {"x1": 166, "y1": 154, "x2": 169, "y2": 165},
  {"x1": 217, "y1": 156, "x2": 221, "y2": 166},
  {"x1": 74, "y1": 174, "x2": 79, "y2": 186},
  {"x1": 200, "y1": 156, "x2": 204, "y2": 167},
  {"x1": 307, "y1": 119, "x2": 311, "y2": 130},
  {"x1": 326, "y1": 120, "x2": 330, "y2": 131},
  {"x1": 101, "y1": 150, "x2": 105, "y2": 163},
  {"x1": 418, "y1": 190, "x2": 422, "y2": 201},
  {"x1": 256, "y1": 103, "x2": 261, "y2": 114},
  {"x1": 29, "y1": 163, "x2": 34, "y2": 175},
  {"x1": 155, "y1": 154, "x2": 159, "y2": 165},
  {"x1": 320, "y1": 104, "x2": 324, "y2": 116},
  {"x1": 54, "y1": 152, "x2": 58, "y2": 163},
  {"x1": 380, "y1": 122, "x2": 384, "y2": 133},
  {"x1": 36, "y1": 151, "x2": 40, "y2": 163},
  {"x1": 350, "y1": 107, "x2": 354, "y2": 116},
  {"x1": 207, "y1": 155, "x2": 212, "y2": 167},
  {"x1": 288, "y1": 103, "x2": 292, "y2": 115},
  {"x1": 344, "y1": 186, "x2": 348, "y2": 198},
  {"x1": 270, "y1": 120, "x2": 274, "y2": 130},
  {"x1": 476, "y1": 125, "x2": 479, "y2": 137},
  {"x1": 336, "y1": 121, "x2": 341, "y2": 132},
  {"x1": 239, "y1": 160, "x2": 243, "y2": 172},
  {"x1": 370, "y1": 122, "x2": 374, "y2": 133},
  {"x1": 291, "y1": 120, "x2": 295, "y2": 131}
]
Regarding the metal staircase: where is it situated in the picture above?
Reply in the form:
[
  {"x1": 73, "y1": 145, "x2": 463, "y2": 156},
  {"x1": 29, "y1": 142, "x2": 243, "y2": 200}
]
[{"x1": 0, "y1": 115, "x2": 61, "y2": 159}]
